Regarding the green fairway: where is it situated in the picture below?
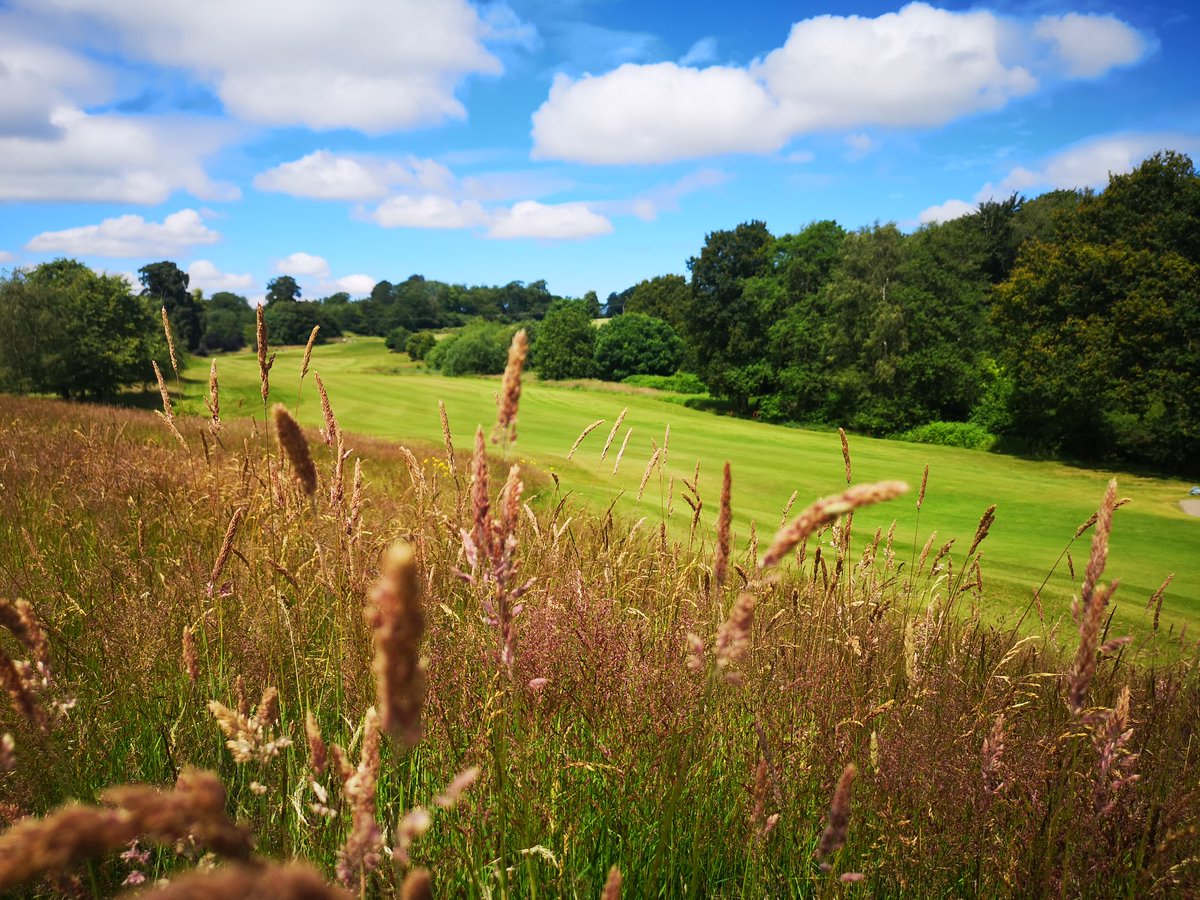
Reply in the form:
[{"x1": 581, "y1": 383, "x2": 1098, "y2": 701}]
[{"x1": 180, "y1": 337, "x2": 1198, "y2": 632}]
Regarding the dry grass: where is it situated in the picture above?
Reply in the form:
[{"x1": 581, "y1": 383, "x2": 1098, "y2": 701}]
[{"x1": 1, "y1": 380, "x2": 1199, "y2": 896}]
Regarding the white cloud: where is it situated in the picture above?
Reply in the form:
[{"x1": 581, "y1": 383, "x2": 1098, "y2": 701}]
[
  {"x1": 0, "y1": 251, "x2": 15, "y2": 264},
  {"x1": 532, "y1": 64, "x2": 786, "y2": 164},
  {"x1": 487, "y1": 201, "x2": 612, "y2": 240},
  {"x1": 1034, "y1": 13, "x2": 1151, "y2": 79},
  {"x1": 0, "y1": 106, "x2": 239, "y2": 203},
  {"x1": 188, "y1": 260, "x2": 254, "y2": 294},
  {"x1": 275, "y1": 252, "x2": 330, "y2": 279},
  {"x1": 784, "y1": 150, "x2": 815, "y2": 164},
  {"x1": 679, "y1": 37, "x2": 717, "y2": 66},
  {"x1": 335, "y1": 274, "x2": 376, "y2": 295},
  {"x1": 0, "y1": 29, "x2": 110, "y2": 138},
  {"x1": 371, "y1": 195, "x2": 490, "y2": 229},
  {"x1": 978, "y1": 132, "x2": 1200, "y2": 201},
  {"x1": 254, "y1": 150, "x2": 454, "y2": 202},
  {"x1": 532, "y1": 3, "x2": 1148, "y2": 165},
  {"x1": 25, "y1": 208, "x2": 220, "y2": 257},
  {"x1": 918, "y1": 198, "x2": 976, "y2": 224},
  {"x1": 23, "y1": 0, "x2": 526, "y2": 133},
  {"x1": 610, "y1": 167, "x2": 731, "y2": 221}
]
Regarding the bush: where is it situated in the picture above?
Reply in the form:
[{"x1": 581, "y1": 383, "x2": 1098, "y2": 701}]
[
  {"x1": 621, "y1": 372, "x2": 707, "y2": 394},
  {"x1": 428, "y1": 321, "x2": 511, "y2": 376},
  {"x1": 384, "y1": 326, "x2": 412, "y2": 352},
  {"x1": 406, "y1": 331, "x2": 436, "y2": 361},
  {"x1": 593, "y1": 313, "x2": 683, "y2": 382},
  {"x1": 897, "y1": 421, "x2": 996, "y2": 450}
]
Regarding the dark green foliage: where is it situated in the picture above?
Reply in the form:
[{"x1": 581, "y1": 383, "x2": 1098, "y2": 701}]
[
  {"x1": 262, "y1": 300, "x2": 340, "y2": 346},
  {"x1": 593, "y1": 313, "x2": 683, "y2": 382},
  {"x1": 384, "y1": 326, "x2": 412, "y2": 352},
  {"x1": 581, "y1": 290, "x2": 601, "y2": 318},
  {"x1": 0, "y1": 259, "x2": 164, "y2": 399},
  {"x1": 604, "y1": 284, "x2": 635, "y2": 316},
  {"x1": 531, "y1": 300, "x2": 595, "y2": 380},
  {"x1": 625, "y1": 274, "x2": 689, "y2": 332},
  {"x1": 139, "y1": 260, "x2": 202, "y2": 352},
  {"x1": 406, "y1": 331, "x2": 436, "y2": 361},
  {"x1": 266, "y1": 274, "x2": 301, "y2": 304},
  {"x1": 428, "y1": 321, "x2": 512, "y2": 376},
  {"x1": 200, "y1": 291, "x2": 254, "y2": 353},
  {"x1": 992, "y1": 151, "x2": 1200, "y2": 473}
]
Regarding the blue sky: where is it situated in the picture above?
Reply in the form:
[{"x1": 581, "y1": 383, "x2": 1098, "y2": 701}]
[{"x1": 0, "y1": 0, "x2": 1196, "y2": 303}]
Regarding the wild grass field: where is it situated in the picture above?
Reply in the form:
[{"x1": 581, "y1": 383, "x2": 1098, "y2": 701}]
[
  {"x1": 175, "y1": 336, "x2": 1197, "y2": 634},
  {"x1": 2, "y1": 332, "x2": 1199, "y2": 897}
]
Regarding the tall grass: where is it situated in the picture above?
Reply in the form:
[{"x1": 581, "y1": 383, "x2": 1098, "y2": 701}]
[{"x1": 1, "y1": 345, "x2": 1199, "y2": 896}]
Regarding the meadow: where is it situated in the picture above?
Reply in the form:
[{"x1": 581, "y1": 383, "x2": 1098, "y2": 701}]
[
  {"x1": 1, "y1": 331, "x2": 1199, "y2": 897},
  {"x1": 177, "y1": 336, "x2": 1197, "y2": 633}
]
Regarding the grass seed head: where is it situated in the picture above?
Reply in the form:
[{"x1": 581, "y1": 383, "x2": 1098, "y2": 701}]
[
  {"x1": 367, "y1": 542, "x2": 426, "y2": 746},
  {"x1": 273, "y1": 404, "x2": 318, "y2": 497}
]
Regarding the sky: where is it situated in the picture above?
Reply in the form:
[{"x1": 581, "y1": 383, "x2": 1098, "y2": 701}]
[{"x1": 0, "y1": 0, "x2": 1197, "y2": 304}]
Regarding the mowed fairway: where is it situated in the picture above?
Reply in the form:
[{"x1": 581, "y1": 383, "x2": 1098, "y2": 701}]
[{"x1": 182, "y1": 337, "x2": 1199, "y2": 632}]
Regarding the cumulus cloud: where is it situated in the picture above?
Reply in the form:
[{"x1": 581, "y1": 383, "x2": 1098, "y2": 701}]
[
  {"x1": 371, "y1": 195, "x2": 491, "y2": 230},
  {"x1": 1034, "y1": 13, "x2": 1152, "y2": 78},
  {"x1": 275, "y1": 252, "x2": 330, "y2": 279},
  {"x1": 487, "y1": 201, "x2": 612, "y2": 240},
  {"x1": 918, "y1": 198, "x2": 976, "y2": 224},
  {"x1": 531, "y1": 3, "x2": 1149, "y2": 165},
  {"x1": 21, "y1": 0, "x2": 527, "y2": 133},
  {"x1": 843, "y1": 133, "x2": 878, "y2": 162},
  {"x1": 0, "y1": 29, "x2": 110, "y2": 138},
  {"x1": 335, "y1": 274, "x2": 376, "y2": 295},
  {"x1": 532, "y1": 64, "x2": 786, "y2": 164},
  {"x1": 0, "y1": 107, "x2": 239, "y2": 203},
  {"x1": 0, "y1": 251, "x2": 15, "y2": 264},
  {"x1": 25, "y1": 208, "x2": 220, "y2": 257},
  {"x1": 254, "y1": 150, "x2": 454, "y2": 201},
  {"x1": 188, "y1": 259, "x2": 254, "y2": 294}
]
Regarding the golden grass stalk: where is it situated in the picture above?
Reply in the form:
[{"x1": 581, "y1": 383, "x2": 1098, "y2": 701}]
[
  {"x1": 471, "y1": 425, "x2": 491, "y2": 555},
  {"x1": 0, "y1": 803, "x2": 137, "y2": 889},
  {"x1": 602, "y1": 865, "x2": 622, "y2": 900},
  {"x1": 273, "y1": 404, "x2": 318, "y2": 497},
  {"x1": 0, "y1": 733, "x2": 13, "y2": 773},
  {"x1": 161, "y1": 306, "x2": 179, "y2": 379},
  {"x1": 500, "y1": 464, "x2": 523, "y2": 540},
  {"x1": 815, "y1": 763, "x2": 856, "y2": 866},
  {"x1": 140, "y1": 862, "x2": 349, "y2": 899},
  {"x1": 208, "y1": 688, "x2": 291, "y2": 765},
  {"x1": 300, "y1": 325, "x2": 320, "y2": 381},
  {"x1": 205, "y1": 358, "x2": 221, "y2": 435},
  {"x1": 152, "y1": 360, "x2": 187, "y2": 447},
  {"x1": 1149, "y1": 573, "x2": 1174, "y2": 632},
  {"x1": 256, "y1": 304, "x2": 270, "y2": 403},
  {"x1": 760, "y1": 481, "x2": 909, "y2": 572},
  {"x1": 400, "y1": 868, "x2": 433, "y2": 900},
  {"x1": 0, "y1": 598, "x2": 48, "y2": 668},
  {"x1": 434, "y1": 766, "x2": 480, "y2": 809},
  {"x1": 337, "y1": 707, "x2": 383, "y2": 888},
  {"x1": 439, "y1": 399, "x2": 459, "y2": 483},
  {"x1": 494, "y1": 328, "x2": 528, "y2": 444},
  {"x1": 612, "y1": 427, "x2": 633, "y2": 475},
  {"x1": 966, "y1": 504, "x2": 997, "y2": 559},
  {"x1": 713, "y1": 462, "x2": 732, "y2": 589},
  {"x1": 0, "y1": 649, "x2": 47, "y2": 732},
  {"x1": 305, "y1": 710, "x2": 327, "y2": 775},
  {"x1": 838, "y1": 427, "x2": 851, "y2": 484},
  {"x1": 314, "y1": 373, "x2": 338, "y2": 447},
  {"x1": 207, "y1": 506, "x2": 245, "y2": 598},
  {"x1": 181, "y1": 625, "x2": 199, "y2": 684},
  {"x1": 714, "y1": 591, "x2": 756, "y2": 681},
  {"x1": 568, "y1": 418, "x2": 604, "y2": 459},
  {"x1": 917, "y1": 464, "x2": 929, "y2": 510},
  {"x1": 637, "y1": 447, "x2": 661, "y2": 501},
  {"x1": 1068, "y1": 479, "x2": 1119, "y2": 714},
  {"x1": 366, "y1": 542, "x2": 425, "y2": 746},
  {"x1": 600, "y1": 407, "x2": 627, "y2": 460}
]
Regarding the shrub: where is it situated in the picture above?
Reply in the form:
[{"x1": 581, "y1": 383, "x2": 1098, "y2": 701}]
[
  {"x1": 406, "y1": 331, "x2": 436, "y2": 361},
  {"x1": 897, "y1": 420, "x2": 996, "y2": 450},
  {"x1": 384, "y1": 326, "x2": 412, "y2": 352},
  {"x1": 593, "y1": 313, "x2": 683, "y2": 382},
  {"x1": 429, "y1": 321, "x2": 511, "y2": 376},
  {"x1": 531, "y1": 300, "x2": 595, "y2": 380}
]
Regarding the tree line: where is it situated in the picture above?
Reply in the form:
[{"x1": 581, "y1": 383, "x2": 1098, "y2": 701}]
[{"x1": 1, "y1": 151, "x2": 1195, "y2": 474}]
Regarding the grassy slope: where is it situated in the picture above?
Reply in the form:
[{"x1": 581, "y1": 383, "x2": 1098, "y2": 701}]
[{"x1": 179, "y1": 337, "x2": 1198, "y2": 631}]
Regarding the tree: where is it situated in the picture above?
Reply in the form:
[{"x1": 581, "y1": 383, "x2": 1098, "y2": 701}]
[
  {"x1": 531, "y1": 300, "x2": 595, "y2": 380},
  {"x1": 406, "y1": 331, "x2": 436, "y2": 361},
  {"x1": 263, "y1": 300, "x2": 340, "y2": 345},
  {"x1": 625, "y1": 275, "x2": 689, "y2": 333},
  {"x1": 581, "y1": 290, "x2": 601, "y2": 318},
  {"x1": 430, "y1": 321, "x2": 511, "y2": 376},
  {"x1": 266, "y1": 275, "x2": 301, "y2": 305},
  {"x1": 682, "y1": 221, "x2": 774, "y2": 411},
  {"x1": 200, "y1": 291, "x2": 254, "y2": 352},
  {"x1": 1, "y1": 260, "x2": 163, "y2": 399},
  {"x1": 140, "y1": 260, "x2": 201, "y2": 352},
  {"x1": 594, "y1": 313, "x2": 684, "y2": 382},
  {"x1": 385, "y1": 326, "x2": 412, "y2": 352}
]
